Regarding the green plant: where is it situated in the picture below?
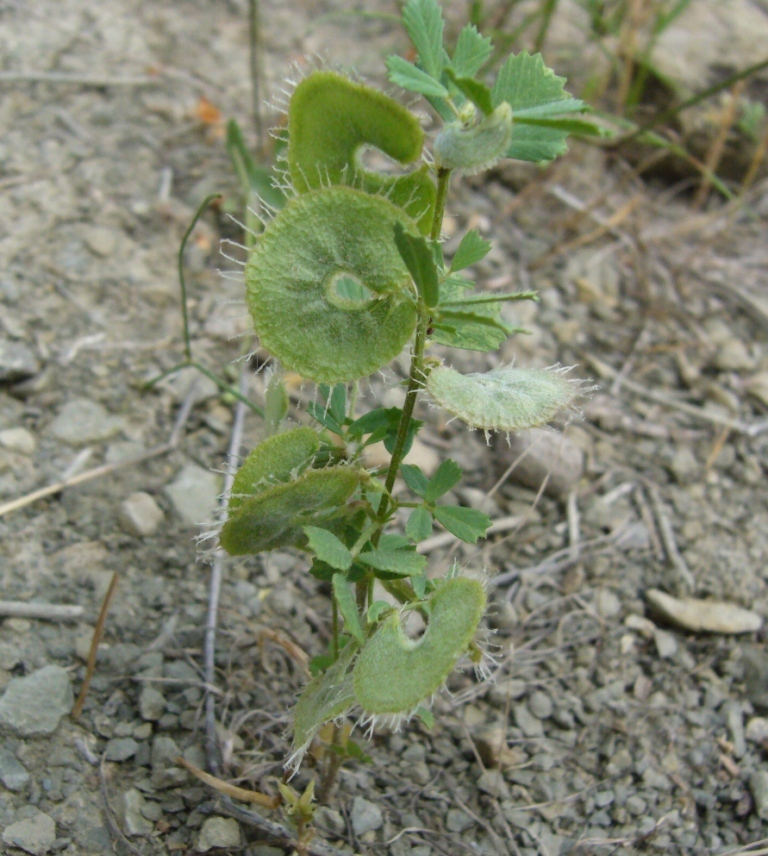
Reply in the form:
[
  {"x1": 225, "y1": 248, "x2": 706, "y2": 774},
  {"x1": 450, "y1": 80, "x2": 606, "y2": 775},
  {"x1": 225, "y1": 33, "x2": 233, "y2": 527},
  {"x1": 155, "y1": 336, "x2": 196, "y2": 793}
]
[{"x1": 218, "y1": 0, "x2": 595, "y2": 784}]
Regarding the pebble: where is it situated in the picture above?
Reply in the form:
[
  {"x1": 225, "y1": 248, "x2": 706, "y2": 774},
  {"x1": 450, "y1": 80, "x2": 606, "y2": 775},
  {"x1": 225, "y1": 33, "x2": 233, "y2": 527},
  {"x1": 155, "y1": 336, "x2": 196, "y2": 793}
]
[
  {"x1": 500, "y1": 427, "x2": 584, "y2": 500},
  {"x1": 105, "y1": 737, "x2": 139, "y2": 762},
  {"x1": 646, "y1": 589, "x2": 763, "y2": 634},
  {"x1": 528, "y1": 690, "x2": 553, "y2": 720},
  {"x1": 164, "y1": 463, "x2": 221, "y2": 525},
  {"x1": 0, "y1": 747, "x2": 30, "y2": 791},
  {"x1": 0, "y1": 340, "x2": 40, "y2": 383},
  {"x1": 197, "y1": 817, "x2": 241, "y2": 851},
  {"x1": 350, "y1": 797, "x2": 383, "y2": 836},
  {"x1": 48, "y1": 398, "x2": 125, "y2": 446},
  {"x1": 748, "y1": 770, "x2": 768, "y2": 820},
  {"x1": 668, "y1": 446, "x2": 699, "y2": 485},
  {"x1": 472, "y1": 726, "x2": 523, "y2": 769},
  {"x1": 139, "y1": 685, "x2": 166, "y2": 721},
  {"x1": 477, "y1": 769, "x2": 510, "y2": 799},
  {"x1": 151, "y1": 735, "x2": 187, "y2": 789},
  {"x1": 119, "y1": 491, "x2": 164, "y2": 537},
  {"x1": 724, "y1": 702, "x2": 747, "y2": 759},
  {"x1": 595, "y1": 588, "x2": 621, "y2": 619},
  {"x1": 653, "y1": 629, "x2": 678, "y2": 659},
  {"x1": 2, "y1": 811, "x2": 56, "y2": 855},
  {"x1": 0, "y1": 427, "x2": 36, "y2": 455},
  {"x1": 123, "y1": 788, "x2": 154, "y2": 836},
  {"x1": 83, "y1": 225, "x2": 118, "y2": 258},
  {"x1": 446, "y1": 808, "x2": 473, "y2": 833},
  {"x1": 514, "y1": 702, "x2": 544, "y2": 737},
  {"x1": 314, "y1": 805, "x2": 345, "y2": 837},
  {"x1": 745, "y1": 716, "x2": 768, "y2": 744},
  {"x1": 743, "y1": 646, "x2": 768, "y2": 710},
  {"x1": 0, "y1": 665, "x2": 73, "y2": 737},
  {"x1": 714, "y1": 338, "x2": 754, "y2": 371}
]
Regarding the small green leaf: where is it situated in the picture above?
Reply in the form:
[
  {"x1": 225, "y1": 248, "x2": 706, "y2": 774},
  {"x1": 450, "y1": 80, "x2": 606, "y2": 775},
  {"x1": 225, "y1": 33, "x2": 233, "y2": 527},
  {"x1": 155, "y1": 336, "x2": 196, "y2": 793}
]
[
  {"x1": 367, "y1": 600, "x2": 393, "y2": 623},
  {"x1": 226, "y1": 119, "x2": 286, "y2": 210},
  {"x1": 411, "y1": 573, "x2": 428, "y2": 599},
  {"x1": 432, "y1": 505, "x2": 490, "y2": 543},
  {"x1": 406, "y1": 506, "x2": 433, "y2": 542},
  {"x1": 358, "y1": 546, "x2": 427, "y2": 577},
  {"x1": 414, "y1": 706, "x2": 435, "y2": 729},
  {"x1": 307, "y1": 400, "x2": 344, "y2": 435},
  {"x1": 386, "y1": 55, "x2": 449, "y2": 98},
  {"x1": 328, "y1": 384, "x2": 347, "y2": 426},
  {"x1": 400, "y1": 464, "x2": 428, "y2": 497},
  {"x1": 401, "y1": 0, "x2": 445, "y2": 79},
  {"x1": 332, "y1": 574, "x2": 365, "y2": 644},
  {"x1": 384, "y1": 417, "x2": 422, "y2": 456},
  {"x1": 451, "y1": 24, "x2": 493, "y2": 78},
  {"x1": 304, "y1": 526, "x2": 353, "y2": 570},
  {"x1": 450, "y1": 229, "x2": 492, "y2": 272},
  {"x1": 445, "y1": 70, "x2": 494, "y2": 116},
  {"x1": 425, "y1": 459, "x2": 463, "y2": 502},
  {"x1": 343, "y1": 739, "x2": 372, "y2": 763},
  {"x1": 393, "y1": 223, "x2": 439, "y2": 307},
  {"x1": 264, "y1": 373, "x2": 288, "y2": 435}
]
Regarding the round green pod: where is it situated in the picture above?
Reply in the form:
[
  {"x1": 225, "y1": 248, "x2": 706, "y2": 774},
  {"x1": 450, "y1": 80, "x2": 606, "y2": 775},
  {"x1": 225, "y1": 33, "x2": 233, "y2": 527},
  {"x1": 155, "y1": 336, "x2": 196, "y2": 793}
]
[
  {"x1": 246, "y1": 186, "x2": 419, "y2": 384},
  {"x1": 426, "y1": 363, "x2": 586, "y2": 432},
  {"x1": 228, "y1": 426, "x2": 319, "y2": 514},
  {"x1": 288, "y1": 71, "x2": 435, "y2": 233},
  {"x1": 353, "y1": 577, "x2": 486, "y2": 715},
  {"x1": 220, "y1": 466, "x2": 365, "y2": 556}
]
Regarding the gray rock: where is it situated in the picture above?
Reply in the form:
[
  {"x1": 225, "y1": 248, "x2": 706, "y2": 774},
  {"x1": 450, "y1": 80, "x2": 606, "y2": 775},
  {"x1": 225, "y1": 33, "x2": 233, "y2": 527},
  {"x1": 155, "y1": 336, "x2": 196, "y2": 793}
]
[
  {"x1": 750, "y1": 771, "x2": 768, "y2": 820},
  {"x1": 746, "y1": 716, "x2": 768, "y2": 744},
  {"x1": 119, "y1": 492, "x2": 164, "y2": 537},
  {"x1": 0, "y1": 665, "x2": 73, "y2": 737},
  {"x1": 0, "y1": 340, "x2": 39, "y2": 383},
  {"x1": 477, "y1": 769, "x2": 510, "y2": 799},
  {"x1": 83, "y1": 225, "x2": 118, "y2": 258},
  {"x1": 668, "y1": 446, "x2": 699, "y2": 485},
  {"x1": 514, "y1": 702, "x2": 544, "y2": 737},
  {"x1": 2, "y1": 811, "x2": 56, "y2": 855},
  {"x1": 139, "y1": 686, "x2": 166, "y2": 721},
  {"x1": 164, "y1": 463, "x2": 221, "y2": 526},
  {"x1": 743, "y1": 646, "x2": 768, "y2": 711},
  {"x1": 351, "y1": 796, "x2": 383, "y2": 836},
  {"x1": 0, "y1": 748, "x2": 30, "y2": 791},
  {"x1": 197, "y1": 817, "x2": 241, "y2": 851},
  {"x1": 0, "y1": 427, "x2": 36, "y2": 455},
  {"x1": 499, "y1": 427, "x2": 584, "y2": 499},
  {"x1": 595, "y1": 588, "x2": 621, "y2": 619},
  {"x1": 150, "y1": 735, "x2": 187, "y2": 789},
  {"x1": 48, "y1": 398, "x2": 125, "y2": 446},
  {"x1": 528, "y1": 690, "x2": 553, "y2": 720},
  {"x1": 446, "y1": 808, "x2": 473, "y2": 833},
  {"x1": 314, "y1": 806, "x2": 345, "y2": 837},
  {"x1": 123, "y1": 788, "x2": 154, "y2": 836},
  {"x1": 105, "y1": 737, "x2": 139, "y2": 762}
]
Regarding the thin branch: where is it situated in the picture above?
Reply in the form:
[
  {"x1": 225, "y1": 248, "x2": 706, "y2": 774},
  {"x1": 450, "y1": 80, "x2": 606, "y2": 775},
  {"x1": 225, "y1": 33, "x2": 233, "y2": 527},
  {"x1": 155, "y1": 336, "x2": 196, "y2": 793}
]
[{"x1": 0, "y1": 602, "x2": 83, "y2": 620}]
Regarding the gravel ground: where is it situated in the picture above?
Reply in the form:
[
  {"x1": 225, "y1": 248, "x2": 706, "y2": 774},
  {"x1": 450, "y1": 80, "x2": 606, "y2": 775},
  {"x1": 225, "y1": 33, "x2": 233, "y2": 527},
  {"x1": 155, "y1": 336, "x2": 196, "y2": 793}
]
[{"x1": 1, "y1": 2, "x2": 768, "y2": 855}]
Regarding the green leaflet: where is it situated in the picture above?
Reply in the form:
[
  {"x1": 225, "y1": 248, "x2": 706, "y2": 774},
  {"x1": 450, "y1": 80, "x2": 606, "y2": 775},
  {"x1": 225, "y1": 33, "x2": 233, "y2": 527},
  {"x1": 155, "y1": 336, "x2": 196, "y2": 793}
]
[
  {"x1": 290, "y1": 641, "x2": 359, "y2": 768},
  {"x1": 228, "y1": 426, "x2": 318, "y2": 514},
  {"x1": 433, "y1": 102, "x2": 513, "y2": 174},
  {"x1": 353, "y1": 576, "x2": 486, "y2": 715},
  {"x1": 246, "y1": 187, "x2": 419, "y2": 384},
  {"x1": 288, "y1": 71, "x2": 435, "y2": 233},
  {"x1": 426, "y1": 363, "x2": 587, "y2": 432},
  {"x1": 220, "y1": 466, "x2": 366, "y2": 555}
]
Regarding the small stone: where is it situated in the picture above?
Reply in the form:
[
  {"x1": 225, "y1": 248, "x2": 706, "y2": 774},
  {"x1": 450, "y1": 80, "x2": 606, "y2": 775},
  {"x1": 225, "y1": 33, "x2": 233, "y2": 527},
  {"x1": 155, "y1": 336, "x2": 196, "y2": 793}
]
[
  {"x1": 105, "y1": 737, "x2": 139, "y2": 762},
  {"x1": 3, "y1": 811, "x2": 56, "y2": 855},
  {"x1": 528, "y1": 690, "x2": 553, "y2": 720},
  {"x1": 151, "y1": 735, "x2": 187, "y2": 789},
  {"x1": 119, "y1": 492, "x2": 164, "y2": 537},
  {"x1": 0, "y1": 747, "x2": 30, "y2": 791},
  {"x1": 48, "y1": 398, "x2": 125, "y2": 446},
  {"x1": 745, "y1": 716, "x2": 768, "y2": 744},
  {"x1": 139, "y1": 685, "x2": 166, "y2": 721},
  {"x1": 0, "y1": 427, "x2": 36, "y2": 455},
  {"x1": 0, "y1": 340, "x2": 40, "y2": 383},
  {"x1": 514, "y1": 702, "x2": 544, "y2": 737},
  {"x1": 749, "y1": 771, "x2": 768, "y2": 820},
  {"x1": 646, "y1": 589, "x2": 763, "y2": 634},
  {"x1": 477, "y1": 769, "x2": 510, "y2": 799},
  {"x1": 198, "y1": 817, "x2": 241, "y2": 851},
  {"x1": 314, "y1": 806, "x2": 345, "y2": 837},
  {"x1": 668, "y1": 446, "x2": 699, "y2": 484},
  {"x1": 83, "y1": 225, "x2": 118, "y2": 258},
  {"x1": 743, "y1": 647, "x2": 768, "y2": 711},
  {"x1": 472, "y1": 726, "x2": 524, "y2": 769},
  {"x1": 446, "y1": 808, "x2": 473, "y2": 833},
  {"x1": 714, "y1": 338, "x2": 755, "y2": 371},
  {"x1": 351, "y1": 797, "x2": 383, "y2": 836},
  {"x1": 653, "y1": 629, "x2": 678, "y2": 659},
  {"x1": 625, "y1": 794, "x2": 646, "y2": 816},
  {"x1": 0, "y1": 665, "x2": 73, "y2": 737},
  {"x1": 725, "y1": 702, "x2": 746, "y2": 759},
  {"x1": 500, "y1": 427, "x2": 584, "y2": 500},
  {"x1": 595, "y1": 588, "x2": 621, "y2": 619},
  {"x1": 164, "y1": 463, "x2": 221, "y2": 526},
  {"x1": 123, "y1": 789, "x2": 154, "y2": 836}
]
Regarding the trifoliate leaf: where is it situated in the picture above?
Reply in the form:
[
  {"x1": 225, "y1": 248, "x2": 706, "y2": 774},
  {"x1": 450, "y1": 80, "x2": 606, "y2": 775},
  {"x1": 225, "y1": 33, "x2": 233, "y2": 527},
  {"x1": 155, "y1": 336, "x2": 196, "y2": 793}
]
[
  {"x1": 304, "y1": 526, "x2": 353, "y2": 571},
  {"x1": 332, "y1": 574, "x2": 365, "y2": 644},
  {"x1": 450, "y1": 229, "x2": 492, "y2": 272},
  {"x1": 432, "y1": 505, "x2": 490, "y2": 543},
  {"x1": 386, "y1": 55, "x2": 449, "y2": 98},
  {"x1": 401, "y1": 0, "x2": 445, "y2": 79},
  {"x1": 451, "y1": 24, "x2": 493, "y2": 78},
  {"x1": 424, "y1": 459, "x2": 463, "y2": 502},
  {"x1": 427, "y1": 363, "x2": 589, "y2": 431},
  {"x1": 358, "y1": 546, "x2": 427, "y2": 577},
  {"x1": 406, "y1": 506, "x2": 433, "y2": 542}
]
